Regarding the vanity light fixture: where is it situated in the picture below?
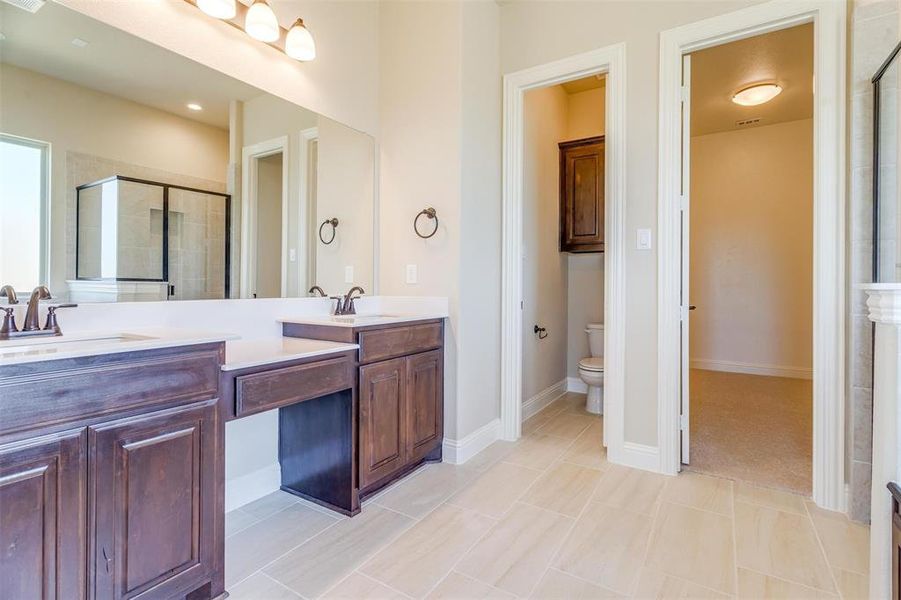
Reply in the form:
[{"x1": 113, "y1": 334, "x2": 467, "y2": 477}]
[
  {"x1": 196, "y1": 0, "x2": 235, "y2": 19},
  {"x1": 245, "y1": 0, "x2": 279, "y2": 43},
  {"x1": 187, "y1": 103, "x2": 204, "y2": 111},
  {"x1": 184, "y1": 0, "x2": 315, "y2": 62},
  {"x1": 285, "y1": 18, "x2": 316, "y2": 61},
  {"x1": 732, "y1": 83, "x2": 783, "y2": 106}
]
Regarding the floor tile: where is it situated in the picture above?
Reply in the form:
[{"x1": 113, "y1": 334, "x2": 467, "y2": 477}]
[
  {"x1": 661, "y1": 472, "x2": 733, "y2": 516},
  {"x1": 225, "y1": 508, "x2": 260, "y2": 538},
  {"x1": 373, "y1": 462, "x2": 477, "y2": 519},
  {"x1": 239, "y1": 490, "x2": 299, "y2": 521},
  {"x1": 225, "y1": 503, "x2": 338, "y2": 587},
  {"x1": 503, "y1": 434, "x2": 573, "y2": 470},
  {"x1": 534, "y1": 412, "x2": 596, "y2": 439},
  {"x1": 448, "y1": 461, "x2": 543, "y2": 518},
  {"x1": 644, "y1": 502, "x2": 736, "y2": 594},
  {"x1": 833, "y1": 568, "x2": 869, "y2": 599},
  {"x1": 561, "y1": 420, "x2": 608, "y2": 471},
  {"x1": 553, "y1": 501, "x2": 650, "y2": 595},
  {"x1": 360, "y1": 504, "x2": 494, "y2": 598},
  {"x1": 733, "y1": 481, "x2": 808, "y2": 515},
  {"x1": 456, "y1": 503, "x2": 573, "y2": 597},
  {"x1": 733, "y1": 501, "x2": 835, "y2": 593},
  {"x1": 805, "y1": 501, "x2": 870, "y2": 575},
  {"x1": 590, "y1": 464, "x2": 666, "y2": 516},
  {"x1": 529, "y1": 568, "x2": 624, "y2": 599},
  {"x1": 426, "y1": 572, "x2": 516, "y2": 599},
  {"x1": 228, "y1": 572, "x2": 303, "y2": 599},
  {"x1": 557, "y1": 392, "x2": 596, "y2": 416},
  {"x1": 264, "y1": 504, "x2": 414, "y2": 598},
  {"x1": 464, "y1": 440, "x2": 517, "y2": 472},
  {"x1": 634, "y1": 568, "x2": 730, "y2": 599},
  {"x1": 736, "y1": 568, "x2": 837, "y2": 599},
  {"x1": 321, "y1": 572, "x2": 407, "y2": 600},
  {"x1": 520, "y1": 461, "x2": 603, "y2": 517}
]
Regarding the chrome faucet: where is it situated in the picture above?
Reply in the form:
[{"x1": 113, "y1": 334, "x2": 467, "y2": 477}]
[
  {"x1": 0, "y1": 285, "x2": 18, "y2": 305},
  {"x1": 22, "y1": 285, "x2": 52, "y2": 331},
  {"x1": 308, "y1": 285, "x2": 327, "y2": 297},
  {"x1": 331, "y1": 286, "x2": 365, "y2": 315}
]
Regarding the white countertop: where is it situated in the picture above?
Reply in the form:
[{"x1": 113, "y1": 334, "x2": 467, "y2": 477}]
[
  {"x1": 0, "y1": 327, "x2": 238, "y2": 366},
  {"x1": 278, "y1": 313, "x2": 447, "y2": 328},
  {"x1": 223, "y1": 337, "x2": 359, "y2": 371}
]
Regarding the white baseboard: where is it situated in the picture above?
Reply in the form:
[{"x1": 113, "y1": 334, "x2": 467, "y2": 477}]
[
  {"x1": 225, "y1": 462, "x2": 281, "y2": 512},
  {"x1": 690, "y1": 358, "x2": 813, "y2": 380},
  {"x1": 443, "y1": 418, "x2": 500, "y2": 465},
  {"x1": 566, "y1": 377, "x2": 587, "y2": 393},
  {"x1": 522, "y1": 379, "x2": 567, "y2": 421},
  {"x1": 608, "y1": 441, "x2": 662, "y2": 473}
]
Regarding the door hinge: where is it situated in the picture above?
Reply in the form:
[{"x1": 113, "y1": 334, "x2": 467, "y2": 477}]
[
  {"x1": 680, "y1": 86, "x2": 689, "y2": 102},
  {"x1": 680, "y1": 414, "x2": 688, "y2": 430},
  {"x1": 680, "y1": 305, "x2": 688, "y2": 322},
  {"x1": 680, "y1": 194, "x2": 688, "y2": 212}
]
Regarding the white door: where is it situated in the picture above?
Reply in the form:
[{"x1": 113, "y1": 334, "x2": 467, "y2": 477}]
[{"x1": 680, "y1": 53, "x2": 691, "y2": 464}]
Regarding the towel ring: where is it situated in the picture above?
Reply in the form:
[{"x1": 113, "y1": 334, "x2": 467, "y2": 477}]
[
  {"x1": 319, "y1": 218, "x2": 339, "y2": 244},
  {"x1": 414, "y1": 207, "x2": 438, "y2": 239}
]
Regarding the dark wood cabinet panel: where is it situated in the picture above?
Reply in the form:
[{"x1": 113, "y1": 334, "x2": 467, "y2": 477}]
[
  {"x1": 560, "y1": 136, "x2": 605, "y2": 253},
  {"x1": 0, "y1": 429, "x2": 87, "y2": 600},
  {"x1": 406, "y1": 350, "x2": 443, "y2": 465},
  {"x1": 891, "y1": 482, "x2": 901, "y2": 600},
  {"x1": 359, "y1": 358, "x2": 407, "y2": 489},
  {"x1": 358, "y1": 323, "x2": 443, "y2": 364},
  {"x1": 88, "y1": 400, "x2": 217, "y2": 600},
  {"x1": 235, "y1": 356, "x2": 353, "y2": 418}
]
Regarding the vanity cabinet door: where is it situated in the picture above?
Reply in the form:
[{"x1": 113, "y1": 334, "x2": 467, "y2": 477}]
[
  {"x1": 359, "y1": 358, "x2": 407, "y2": 490},
  {"x1": 88, "y1": 400, "x2": 217, "y2": 600},
  {"x1": 405, "y1": 350, "x2": 443, "y2": 465},
  {"x1": 0, "y1": 429, "x2": 87, "y2": 600}
]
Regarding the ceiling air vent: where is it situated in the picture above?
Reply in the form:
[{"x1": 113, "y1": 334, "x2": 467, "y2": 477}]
[
  {"x1": 1, "y1": 0, "x2": 45, "y2": 13},
  {"x1": 735, "y1": 117, "x2": 762, "y2": 128}
]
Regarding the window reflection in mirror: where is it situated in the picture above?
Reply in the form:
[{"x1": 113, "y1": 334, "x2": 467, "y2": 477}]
[{"x1": 0, "y1": 1, "x2": 375, "y2": 303}]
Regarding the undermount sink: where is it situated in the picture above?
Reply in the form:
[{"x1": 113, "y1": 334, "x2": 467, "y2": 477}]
[
  {"x1": 0, "y1": 333, "x2": 156, "y2": 355},
  {"x1": 329, "y1": 314, "x2": 398, "y2": 324}
]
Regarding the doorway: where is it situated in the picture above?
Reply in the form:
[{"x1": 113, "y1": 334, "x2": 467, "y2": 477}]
[
  {"x1": 240, "y1": 136, "x2": 289, "y2": 299},
  {"x1": 657, "y1": 0, "x2": 846, "y2": 511}
]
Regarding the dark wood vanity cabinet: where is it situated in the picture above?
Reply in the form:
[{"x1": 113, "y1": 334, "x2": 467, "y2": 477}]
[
  {"x1": 559, "y1": 136, "x2": 605, "y2": 253},
  {"x1": 0, "y1": 343, "x2": 224, "y2": 600}
]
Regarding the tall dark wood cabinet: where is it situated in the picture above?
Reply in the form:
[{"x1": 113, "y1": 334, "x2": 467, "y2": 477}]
[
  {"x1": 559, "y1": 136, "x2": 605, "y2": 253},
  {"x1": 89, "y1": 400, "x2": 217, "y2": 600},
  {"x1": 891, "y1": 482, "x2": 901, "y2": 600},
  {"x1": 0, "y1": 430, "x2": 87, "y2": 600}
]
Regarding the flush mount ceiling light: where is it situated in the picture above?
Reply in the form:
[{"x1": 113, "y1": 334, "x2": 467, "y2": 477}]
[
  {"x1": 285, "y1": 18, "x2": 315, "y2": 61},
  {"x1": 187, "y1": 103, "x2": 204, "y2": 111},
  {"x1": 732, "y1": 83, "x2": 783, "y2": 106},
  {"x1": 245, "y1": 0, "x2": 279, "y2": 43},
  {"x1": 196, "y1": 0, "x2": 235, "y2": 19}
]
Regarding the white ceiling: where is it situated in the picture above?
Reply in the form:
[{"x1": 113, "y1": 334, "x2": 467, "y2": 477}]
[
  {"x1": 0, "y1": 1, "x2": 265, "y2": 129},
  {"x1": 690, "y1": 23, "x2": 813, "y2": 137}
]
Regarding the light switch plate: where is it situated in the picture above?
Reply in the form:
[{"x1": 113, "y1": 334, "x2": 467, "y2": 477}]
[
  {"x1": 406, "y1": 264, "x2": 418, "y2": 284},
  {"x1": 637, "y1": 228, "x2": 652, "y2": 250},
  {"x1": 289, "y1": 248, "x2": 297, "y2": 262},
  {"x1": 344, "y1": 265, "x2": 354, "y2": 283}
]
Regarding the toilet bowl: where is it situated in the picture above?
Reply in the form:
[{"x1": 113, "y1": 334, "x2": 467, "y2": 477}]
[{"x1": 578, "y1": 323, "x2": 604, "y2": 414}]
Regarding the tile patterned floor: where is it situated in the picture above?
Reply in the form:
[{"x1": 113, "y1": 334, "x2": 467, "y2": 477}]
[{"x1": 224, "y1": 392, "x2": 869, "y2": 599}]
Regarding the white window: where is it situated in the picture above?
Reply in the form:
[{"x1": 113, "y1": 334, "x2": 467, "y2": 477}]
[{"x1": 0, "y1": 133, "x2": 49, "y2": 293}]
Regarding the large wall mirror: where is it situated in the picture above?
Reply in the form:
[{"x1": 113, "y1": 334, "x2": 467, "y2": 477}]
[{"x1": 0, "y1": 1, "x2": 375, "y2": 302}]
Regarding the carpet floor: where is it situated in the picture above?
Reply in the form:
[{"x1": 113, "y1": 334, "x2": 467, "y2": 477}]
[{"x1": 687, "y1": 368, "x2": 812, "y2": 495}]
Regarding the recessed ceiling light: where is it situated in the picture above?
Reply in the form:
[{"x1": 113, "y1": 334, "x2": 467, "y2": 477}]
[
  {"x1": 71, "y1": 38, "x2": 89, "y2": 48},
  {"x1": 187, "y1": 103, "x2": 203, "y2": 111},
  {"x1": 732, "y1": 83, "x2": 782, "y2": 106}
]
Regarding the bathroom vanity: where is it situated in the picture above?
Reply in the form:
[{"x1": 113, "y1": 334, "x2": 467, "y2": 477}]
[{"x1": 0, "y1": 312, "x2": 446, "y2": 599}]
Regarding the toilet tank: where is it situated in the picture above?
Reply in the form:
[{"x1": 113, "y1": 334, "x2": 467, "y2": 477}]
[{"x1": 585, "y1": 323, "x2": 604, "y2": 357}]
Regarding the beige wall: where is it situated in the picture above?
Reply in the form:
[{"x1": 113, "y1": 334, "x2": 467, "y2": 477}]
[
  {"x1": 0, "y1": 64, "x2": 228, "y2": 294},
  {"x1": 689, "y1": 119, "x2": 813, "y2": 374},
  {"x1": 566, "y1": 86, "x2": 606, "y2": 140},
  {"x1": 501, "y1": 0, "x2": 766, "y2": 446},
  {"x1": 255, "y1": 153, "x2": 284, "y2": 298},
  {"x1": 522, "y1": 86, "x2": 569, "y2": 400}
]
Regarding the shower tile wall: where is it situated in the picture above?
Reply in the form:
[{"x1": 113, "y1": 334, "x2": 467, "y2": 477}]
[
  {"x1": 848, "y1": 0, "x2": 899, "y2": 522},
  {"x1": 168, "y1": 188, "x2": 227, "y2": 300}
]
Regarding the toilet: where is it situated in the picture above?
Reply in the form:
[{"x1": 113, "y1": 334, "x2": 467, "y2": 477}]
[{"x1": 578, "y1": 323, "x2": 604, "y2": 415}]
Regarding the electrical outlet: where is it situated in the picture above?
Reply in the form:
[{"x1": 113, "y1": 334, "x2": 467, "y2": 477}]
[
  {"x1": 406, "y1": 264, "x2": 418, "y2": 284},
  {"x1": 344, "y1": 265, "x2": 354, "y2": 283}
]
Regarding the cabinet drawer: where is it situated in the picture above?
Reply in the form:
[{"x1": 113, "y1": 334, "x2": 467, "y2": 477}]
[
  {"x1": 235, "y1": 357, "x2": 353, "y2": 418},
  {"x1": 359, "y1": 322, "x2": 442, "y2": 364}
]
